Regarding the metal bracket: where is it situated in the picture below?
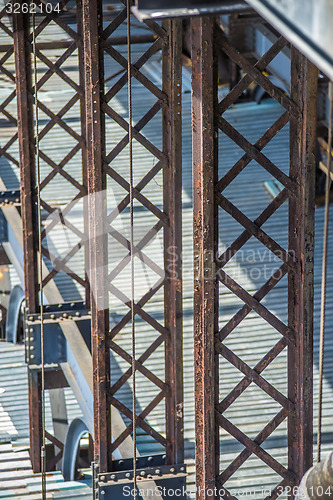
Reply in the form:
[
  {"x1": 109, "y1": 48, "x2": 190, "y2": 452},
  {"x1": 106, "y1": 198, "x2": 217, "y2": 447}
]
[
  {"x1": 96, "y1": 457, "x2": 186, "y2": 499},
  {"x1": 26, "y1": 300, "x2": 90, "y2": 320},
  {"x1": 25, "y1": 301, "x2": 91, "y2": 366},
  {"x1": 0, "y1": 189, "x2": 20, "y2": 206},
  {"x1": 25, "y1": 321, "x2": 66, "y2": 365}
]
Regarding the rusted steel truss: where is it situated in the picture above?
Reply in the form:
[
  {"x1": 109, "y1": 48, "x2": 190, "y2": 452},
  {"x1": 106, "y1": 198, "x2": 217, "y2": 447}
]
[
  {"x1": 0, "y1": 0, "x2": 183, "y2": 475},
  {"x1": 192, "y1": 16, "x2": 317, "y2": 500},
  {"x1": 83, "y1": 0, "x2": 183, "y2": 472}
]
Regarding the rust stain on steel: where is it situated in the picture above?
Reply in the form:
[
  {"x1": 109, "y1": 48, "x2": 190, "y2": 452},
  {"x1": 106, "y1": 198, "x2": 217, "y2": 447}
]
[
  {"x1": 13, "y1": 9, "x2": 41, "y2": 473},
  {"x1": 192, "y1": 13, "x2": 317, "y2": 499},
  {"x1": 288, "y1": 47, "x2": 317, "y2": 483},
  {"x1": 162, "y1": 18, "x2": 184, "y2": 466},
  {"x1": 192, "y1": 15, "x2": 219, "y2": 500},
  {"x1": 83, "y1": 0, "x2": 111, "y2": 473}
]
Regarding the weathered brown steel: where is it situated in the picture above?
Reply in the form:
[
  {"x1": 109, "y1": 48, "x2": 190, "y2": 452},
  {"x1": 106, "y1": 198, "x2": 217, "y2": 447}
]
[
  {"x1": 12, "y1": 9, "x2": 41, "y2": 472},
  {"x1": 0, "y1": 34, "x2": 157, "y2": 53},
  {"x1": 288, "y1": 48, "x2": 317, "y2": 482},
  {"x1": 192, "y1": 15, "x2": 219, "y2": 499},
  {"x1": 87, "y1": 2, "x2": 185, "y2": 469},
  {"x1": 82, "y1": 0, "x2": 111, "y2": 473},
  {"x1": 11, "y1": 0, "x2": 92, "y2": 474},
  {"x1": 192, "y1": 17, "x2": 317, "y2": 500},
  {"x1": 27, "y1": 370, "x2": 42, "y2": 472},
  {"x1": 12, "y1": 11, "x2": 37, "y2": 312},
  {"x1": 162, "y1": 18, "x2": 184, "y2": 466}
]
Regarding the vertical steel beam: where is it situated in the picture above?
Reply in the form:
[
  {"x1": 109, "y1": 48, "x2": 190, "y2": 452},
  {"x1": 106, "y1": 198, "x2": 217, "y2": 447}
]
[
  {"x1": 76, "y1": 0, "x2": 90, "y2": 309},
  {"x1": 162, "y1": 19, "x2": 184, "y2": 466},
  {"x1": 27, "y1": 370, "x2": 42, "y2": 472},
  {"x1": 288, "y1": 48, "x2": 317, "y2": 483},
  {"x1": 13, "y1": 12, "x2": 37, "y2": 312},
  {"x1": 13, "y1": 10, "x2": 41, "y2": 473},
  {"x1": 192, "y1": 16, "x2": 219, "y2": 499},
  {"x1": 83, "y1": 0, "x2": 111, "y2": 472}
]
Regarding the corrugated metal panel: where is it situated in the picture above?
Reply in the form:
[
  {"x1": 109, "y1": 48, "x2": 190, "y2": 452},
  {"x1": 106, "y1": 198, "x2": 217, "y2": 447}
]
[{"x1": 0, "y1": 441, "x2": 92, "y2": 498}]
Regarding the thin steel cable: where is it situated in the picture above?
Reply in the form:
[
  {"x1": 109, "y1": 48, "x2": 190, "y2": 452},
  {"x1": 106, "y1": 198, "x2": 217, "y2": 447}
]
[
  {"x1": 317, "y1": 80, "x2": 333, "y2": 463},
  {"x1": 32, "y1": 8, "x2": 46, "y2": 498},
  {"x1": 127, "y1": 0, "x2": 137, "y2": 497}
]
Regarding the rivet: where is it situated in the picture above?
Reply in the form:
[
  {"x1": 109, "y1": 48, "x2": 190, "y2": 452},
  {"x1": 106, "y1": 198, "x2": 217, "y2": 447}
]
[
  {"x1": 125, "y1": 472, "x2": 131, "y2": 478},
  {"x1": 29, "y1": 316, "x2": 34, "y2": 321},
  {"x1": 50, "y1": 314, "x2": 55, "y2": 319},
  {"x1": 30, "y1": 346, "x2": 35, "y2": 350},
  {"x1": 30, "y1": 354, "x2": 35, "y2": 359},
  {"x1": 140, "y1": 471, "x2": 146, "y2": 477},
  {"x1": 101, "y1": 491, "x2": 105, "y2": 496},
  {"x1": 29, "y1": 328, "x2": 34, "y2": 333},
  {"x1": 155, "y1": 469, "x2": 161, "y2": 475},
  {"x1": 180, "y1": 467, "x2": 185, "y2": 472},
  {"x1": 75, "y1": 311, "x2": 80, "y2": 317},
  {"x1": 100, "y1": 475, "x2": 106, "y2": 481},
  {"x1": 170, "y1": 468, "x2": 175, "y2": 473},
  {"x1": 111, "y1": 474, "x2": 116, "y2": 480},
  {"x1": 30, "y1": 337, "x2": 34, "y2": 342}
]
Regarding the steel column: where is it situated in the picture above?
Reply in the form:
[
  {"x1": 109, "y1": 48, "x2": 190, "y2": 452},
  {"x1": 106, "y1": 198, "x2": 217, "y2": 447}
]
[
  {"x1": 27, "y1": 370, "x2": 42, "y2": 472},
  {"x1": 13, "y1": 11, "x2": 37, "y2": 312},
  {"x1": 192, "y1": 16, "x2": 219, "y2": 499},
  {"x1": 162, "y1": 18, "x2": 184, "y2": 466},
  {"x1": 82, "y1": 0, "x2": 111, "y2": 472},
  {"x1": 13, "y1": 10, "x2": 41, "y2": 472},
  {"x1": 76, "y1": 0, "x2": 90, "y2": 309},
  {"x1": 288, "y1": 48, "x2": 317, "y2": 482}
]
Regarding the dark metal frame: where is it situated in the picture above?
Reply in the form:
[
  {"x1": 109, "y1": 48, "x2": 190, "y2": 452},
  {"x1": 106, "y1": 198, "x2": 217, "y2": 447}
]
[
  {"x1": 1, "y1": 0, "x2": 184, "y2": 478},
  {"x1": 83, "y1": 0, "x2": 184, "y2": 473},
  {"x1": 192, "y1": 15, "x2": 317, "y2": 499},
  {"x1": 0, "y1": 0, "x2": 320, "y2": 495}
]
